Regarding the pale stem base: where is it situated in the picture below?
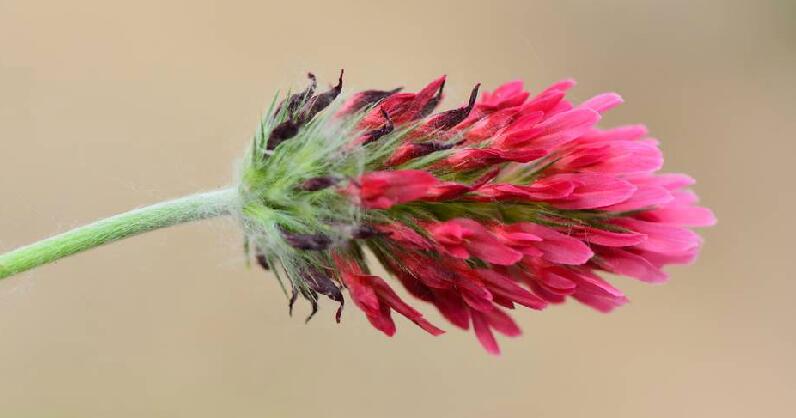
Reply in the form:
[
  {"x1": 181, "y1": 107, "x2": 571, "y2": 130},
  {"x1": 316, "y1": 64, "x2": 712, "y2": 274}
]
[{"x1": 0, "y1": 188, "x2": 239, "y2": 279}]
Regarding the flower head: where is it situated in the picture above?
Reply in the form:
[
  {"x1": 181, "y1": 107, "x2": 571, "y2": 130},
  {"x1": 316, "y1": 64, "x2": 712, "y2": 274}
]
[{"x1": 238, "y1": 72, "x2": 715, "y2": 354}]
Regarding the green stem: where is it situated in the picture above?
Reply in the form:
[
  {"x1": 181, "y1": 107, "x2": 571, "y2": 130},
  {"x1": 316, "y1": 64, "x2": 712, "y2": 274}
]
[{"x1": 0, "y1": 188, "x2": 239, "y2": 280}]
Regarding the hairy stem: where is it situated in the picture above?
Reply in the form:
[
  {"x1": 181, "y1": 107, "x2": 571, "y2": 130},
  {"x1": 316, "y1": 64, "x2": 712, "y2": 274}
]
[{"x1": 0, "y1": 188, "x2": 239, "y2": 280}]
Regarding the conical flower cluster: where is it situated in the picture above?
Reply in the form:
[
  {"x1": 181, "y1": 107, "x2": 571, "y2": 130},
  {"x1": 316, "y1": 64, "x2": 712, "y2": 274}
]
[{"x1": 238, "y1": 71, "x2": 715, "y2": 354}]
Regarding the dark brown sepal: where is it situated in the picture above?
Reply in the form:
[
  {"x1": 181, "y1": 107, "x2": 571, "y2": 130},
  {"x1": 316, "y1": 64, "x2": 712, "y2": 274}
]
[
  {"x1": 282, "y1": 231, "x2": 332, "y2": 251},
  {"x1": 266, "y1": 119, "x2": 299, "y2": 150},
  {"x1": 412, "y1": 140, "x2": 457, "y2": 158},
  {"x1": 351, "y1": 224, "x2": 384, "y2": 240},
  {"x1": 275, "y1": 72, "x2": 317, "y2": 116},
  {"x1": 299, "y1": 176, "x2": 340, "y2": 191},
  {"x1": 360, "y1": 108, "x2": 394, "y2": 145},
  {"x1": 305, "y1": 291, "x2": 319, "y2": 323},
  {"x1": 418, "y1": 79, "x2": 446, "y2": 118},
  {"x1": 348, "y1": 87, "x2": 402, "y2": 113},
  {"x1": 288, "y1": 285, "x2": 299, "y2": 316},
  {"x1": 427, "y1": 83, "x2": 481, "y2": 130},
  {"x1": 303, "y1": 268, "x2": 345, "y2": 323},
  {"x1": 255, "y1": 253, "x2": 270, "y2": 271},
  {"x1": 298, "y1": 69, "x2": 344, "y2": 124}
]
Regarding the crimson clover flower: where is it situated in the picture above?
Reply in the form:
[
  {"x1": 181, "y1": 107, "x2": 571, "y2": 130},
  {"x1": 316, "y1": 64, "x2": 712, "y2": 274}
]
[
  {"x1": 237, "y1": 71, "x2": 715, "y2": 354},
  {"x1": 0, "y1": 71, "x2": 714, "y2": 354}
]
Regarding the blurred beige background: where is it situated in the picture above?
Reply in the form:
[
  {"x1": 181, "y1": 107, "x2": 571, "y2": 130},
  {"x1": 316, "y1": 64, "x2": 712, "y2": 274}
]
[{"x1": 1, "y1": 0, "x2": 794, "y2": 417}]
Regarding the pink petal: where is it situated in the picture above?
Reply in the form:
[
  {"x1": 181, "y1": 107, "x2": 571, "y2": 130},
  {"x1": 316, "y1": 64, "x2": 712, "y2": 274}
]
[
  {"x1": 645, "y1": 205, "x2": 717, "y2": 227},
  {"x1": 431, "y1": 289, "x2": 471, "y2": 330},
  {"x1": 470, "y1": 309, "x2": 501, "y2": 355},
  {"x1": 605, "y1": 185, "x2": 673, "y2": 211},
  {"x1": 408, "y1": 75, "x2": 446, "y2": 115},
  {"x1": 365, "y1": 306, "x2": 397, "y2": 336},
  {"x1": 475, "y1": 179, "x2": 575, "y2": 202},
  {"x1": 579, "y1": 93, "x2": 623, "y2": 113},
  {"x1": 356, "y1": 170, "x2": 440, "y2": 209},
  {"x1": 522, "y1": 90, "x2": 567, "y2": 114},
  {"x1": 580, "y1": 124, "x2": 649, "y2": 141},
  {"x1": 477, "y1": 80, "x2": 529, "y2": 112},
  {"x1": 577, "y1": 227, "x2": 647, "y2": 247},
  {"x1": 537, "y1": 267, "x2": 578, "y2": 295},
  {"x1": 616, "y1": 218, "x2": 702, "y2": 254},
  {"x1": 479, "y1": 269, "x2": 548, "y2": 310},
  {"x1": 570, "y1": 270, "x2": 629, "y2": 313},
  {"x1": 539, "y1": 79, "x2": 577, "y2": 95},
  {"x1": 513, "y1": 223, "x2": 594, "y2": 265},
  {"x1": 373, "y1": 277, "x2": 445, "y2": 336},
  {"x1": 546, "y1": 173, "x2": 637, "y2": 209},
  {"x1": 594, "y1": 248, "x2": 668, "y2": 283},
  {"x1": 469, "y1": 241, "x2": 524, "y2": 265},
  {"x1": 462, "y1": 107, "x2": 521, "y2": 142},
  {"x1": 375, "y1": 223, "x2": 434, "y2": 250},
  {"x1": 483, "y1": 307, "x2": 522, "y2": 337},
  {"x1": 638, "y1": 247, "x2": 700, "y2": 266},
  {"x1": 429, "y1": 219, "x2": 523, "y2": 265},
  {"x1": 495, "y1": 108, "x2": 601, "y2": 151},
  {"x1": 456, "y1": 277, "x2": 496, "y2": 313},
  {"x1": 530, "y1": 108, "x2": 602, "y2": 149}
]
